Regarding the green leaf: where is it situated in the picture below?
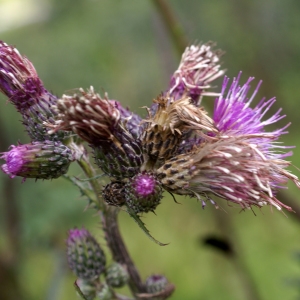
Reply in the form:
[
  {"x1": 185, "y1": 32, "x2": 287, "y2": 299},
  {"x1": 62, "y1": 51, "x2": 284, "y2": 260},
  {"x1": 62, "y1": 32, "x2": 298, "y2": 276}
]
[{"x1": 126, "y1": 207, "x2": 168, "y2": 246}]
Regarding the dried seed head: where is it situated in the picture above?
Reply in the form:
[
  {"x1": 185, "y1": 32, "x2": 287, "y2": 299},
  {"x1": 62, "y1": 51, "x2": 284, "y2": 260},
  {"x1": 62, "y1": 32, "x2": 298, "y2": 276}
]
[{"x1": 142, "y1": 95, "x2": 217, "y2": 168}]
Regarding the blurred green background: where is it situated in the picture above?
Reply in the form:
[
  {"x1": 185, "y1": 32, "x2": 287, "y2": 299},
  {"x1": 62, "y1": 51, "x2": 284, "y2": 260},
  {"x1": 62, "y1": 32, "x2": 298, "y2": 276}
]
[{"x1": 1, "y1": 0, "x2": 300, "y2": 299}]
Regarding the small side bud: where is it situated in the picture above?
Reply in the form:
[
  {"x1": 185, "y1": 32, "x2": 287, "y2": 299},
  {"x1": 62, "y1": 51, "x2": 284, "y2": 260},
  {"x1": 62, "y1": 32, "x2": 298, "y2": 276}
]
[
  {"x1": 145, "y1": 274, "x2": 168, "y2": 294},
  {"x1": 67, "y1": 228, "x2": 106, "y2": 281},
  {"x1": 102, "y1": 181, "x2": 126, "y2": 207},
  {"x1": 125, "y1": 172, "x2": 163, "y2": 214},
  {"x1": 1, "y1": 140, "x2": 73, "y2": 179},
  {"x1": 75, "y1": 278, "x2": 97, "y2": 300},
  {"x1": 97, "y1": 283, "x2": 113, "y2": 300},
  {"x1": 105, "y1": 262, "x2": 129, "y2": 288}
]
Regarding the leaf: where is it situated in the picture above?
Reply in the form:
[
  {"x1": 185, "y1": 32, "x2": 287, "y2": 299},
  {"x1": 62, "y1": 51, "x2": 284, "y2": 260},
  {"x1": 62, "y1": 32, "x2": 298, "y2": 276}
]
[
  {"x1": 74, "y1": 281, "x2": 90, "y2": 300},
  {"x1": 63, "y1": 175, "x2": 97, "y2": 204},
  {"x1": 126, "y1": 207, "x2": 168, "y2": 246}
]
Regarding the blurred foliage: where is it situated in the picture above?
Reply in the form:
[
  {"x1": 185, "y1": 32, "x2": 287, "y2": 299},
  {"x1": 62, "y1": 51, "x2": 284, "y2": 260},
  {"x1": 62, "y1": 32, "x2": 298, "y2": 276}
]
[{"x1": 1, "y1": 0, "x2": 300, "y2": 299}]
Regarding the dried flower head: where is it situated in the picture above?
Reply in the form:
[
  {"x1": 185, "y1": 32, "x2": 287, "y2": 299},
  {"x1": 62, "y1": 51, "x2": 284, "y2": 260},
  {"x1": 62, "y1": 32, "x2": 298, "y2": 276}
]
[
  {"x1": 169, "y1": 42, "x2": 224, "y2": 103},
  {"x1": 49, "y1": 87, "x2": 144, "y2": 178}
]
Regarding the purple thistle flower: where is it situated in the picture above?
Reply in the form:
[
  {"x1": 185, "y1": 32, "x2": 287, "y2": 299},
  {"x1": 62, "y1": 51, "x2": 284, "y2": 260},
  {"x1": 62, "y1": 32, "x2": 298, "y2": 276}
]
[
  {"x1": 169, "y1": 43, "x2": 224, "y2": 104},
  {"x1": 213, "y1": 73, "x2": 293, "y2": 162},
  {"x1": 157, "y1": 137, "x2": 300, "y2": 212},
  {"x1": 214, "y1": 73, "x2": 287, "y2": 136},
  {"x1": 0, "y1": 41, "x2": 68, "y2": 141},
  {"x1": 124, "y1": 172, "x2": 163, "y2": 214},
  {"x1": 1, "y1": 141, "x2": 73, "y2": 179}
]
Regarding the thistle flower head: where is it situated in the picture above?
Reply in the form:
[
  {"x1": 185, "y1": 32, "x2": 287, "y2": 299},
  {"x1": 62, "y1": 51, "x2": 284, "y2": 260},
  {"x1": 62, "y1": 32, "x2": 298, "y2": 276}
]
[
  {"x1": 125, "y1": 172, "x2": 163, "y2": 214},
  {"x1": 158, "y1": 137, "x2": 300, "y2": 211},
  {"x1": 214, "y1": 73, "x2": 287, "y2": 137},
  {"x1": 48, "y1": 87, "x2": 144, "y2": 178},
  {"x1": 1, "y1": 141, "x2": 73, "y2": 179},
  {"x1": 169, "y1": 43, "x2": 224, "y2": 103},
  {"x1": 67, "y1": 228, "x2": 106, "y2": 280}
]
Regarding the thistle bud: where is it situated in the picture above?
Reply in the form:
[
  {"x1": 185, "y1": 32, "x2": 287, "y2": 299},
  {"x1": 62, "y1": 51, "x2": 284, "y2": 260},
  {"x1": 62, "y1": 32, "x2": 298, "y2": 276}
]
[
  {"x1": 145, "y1": 274, "x2": 168, "y2": 294},
  {"x1": 169, "y1": 43, "x2": 224, "y2": 104},
  {"x1": 105, "y1": 262, "x2": 129, "y2": 288},
  {"x1": 0, "y1": 41, "x2": 68, "y2": 141},
  {"x1": 67, "y1": 228, "x2": 106, "y2": 281},
  {"x1": 48, "y1": 87, "x2": 143, "y2": 179},
  {"x1": 125, "y1": 172, "x2": 163, "y2": 214},
  {"x1": 97, "y1": 283, "x2": 113, "y2": 300},
  {"x1": 0, "y1": 140, "x2": 73, "y2": 179},
  {"x1": 102, "y1": 181, "x2": 126, "y2": 207}
]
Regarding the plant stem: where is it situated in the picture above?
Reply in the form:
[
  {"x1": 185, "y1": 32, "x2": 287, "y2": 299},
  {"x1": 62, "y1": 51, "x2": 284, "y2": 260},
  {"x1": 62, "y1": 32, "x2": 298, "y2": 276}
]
[
  {"x1": 102, "y1": 208, "x2": 146, "y2": 295},
  {"x1": 151, "y1": 0, "x2": 188, "y2": 54},
  {"x1": 76, "y1": 156, "x2": 145, "y2": 296}
]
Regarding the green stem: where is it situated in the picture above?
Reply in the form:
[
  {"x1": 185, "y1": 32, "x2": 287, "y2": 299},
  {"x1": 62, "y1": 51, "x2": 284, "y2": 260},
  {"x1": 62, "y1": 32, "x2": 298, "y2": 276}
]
[{"x1": 151, "y1": 0, "x2": 188, "y2": 54}]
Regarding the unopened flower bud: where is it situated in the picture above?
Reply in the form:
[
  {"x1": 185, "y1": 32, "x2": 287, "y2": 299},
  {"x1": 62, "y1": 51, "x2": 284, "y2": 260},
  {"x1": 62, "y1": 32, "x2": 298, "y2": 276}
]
[
  {"x1": 0, "y1": 140, "x2": 73, "y2": 179},
  {"x1": 0, "y1": 41, "x2": 68, "y2": 141},
  {"x1": 97, "y1": 283, "x2": 113, "y2": 300},
  {"x1": 102, "y1": 181, "x2": 126, "y2": 207},
  {"x1": 67, "y1": 228, "x2": 106, "y2": 281},
  {"x1": 125, "y1": 172, "x2": 163, "y2": 214},
  {"x1": 105, "y1": 262, "x2": 129, "y2": 288},
  {"x1": 145, "y1": 274, "x2": 168, "y2": 294}
]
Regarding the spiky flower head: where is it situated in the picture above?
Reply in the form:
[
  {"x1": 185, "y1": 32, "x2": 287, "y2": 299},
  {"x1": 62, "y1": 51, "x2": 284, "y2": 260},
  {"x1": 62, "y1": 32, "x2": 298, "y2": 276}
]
[
  {"x1": 169, "y1": 42, "x2": 224, "y2": 103},
  {"x1": 157, "y1": 75, "x2": 300, "y2": 212},
  {"x1": 67, "y1": 228, "x2": 106, "y2": 280},
  {"x1": 125, "y1": 172, "x2": 163, "y2": 214},
  {"x1": 0, "y1": 140, "x2": 73, "y2": 179},
  {"x1": 48, "y1": 87, "x2": 143, "y2": 178},
  {"x1": 105, "y1": 262, "x2": 129, "y2": 288},
  {"x1": 0, "y1": 41, "x2": 68, "y2": 141}
]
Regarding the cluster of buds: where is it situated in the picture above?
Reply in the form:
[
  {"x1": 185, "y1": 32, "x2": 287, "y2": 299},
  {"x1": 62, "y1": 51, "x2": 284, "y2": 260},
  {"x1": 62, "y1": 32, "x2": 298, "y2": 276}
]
[
  {"x1": 47, "y1": 43, "x2": 299, "y2": 214},
  {"x1": 67, "y1": 228, "x2": 129, "y2": 300},
  {"x1": 0, "y1": 42, "x2": 75, "y2": 180}
]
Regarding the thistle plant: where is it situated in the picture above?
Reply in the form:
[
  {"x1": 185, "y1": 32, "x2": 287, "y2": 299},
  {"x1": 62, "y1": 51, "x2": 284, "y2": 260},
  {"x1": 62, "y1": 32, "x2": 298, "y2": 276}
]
[{"x1": 1, "y1": 38, "x2": 299, "y2": 300}]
